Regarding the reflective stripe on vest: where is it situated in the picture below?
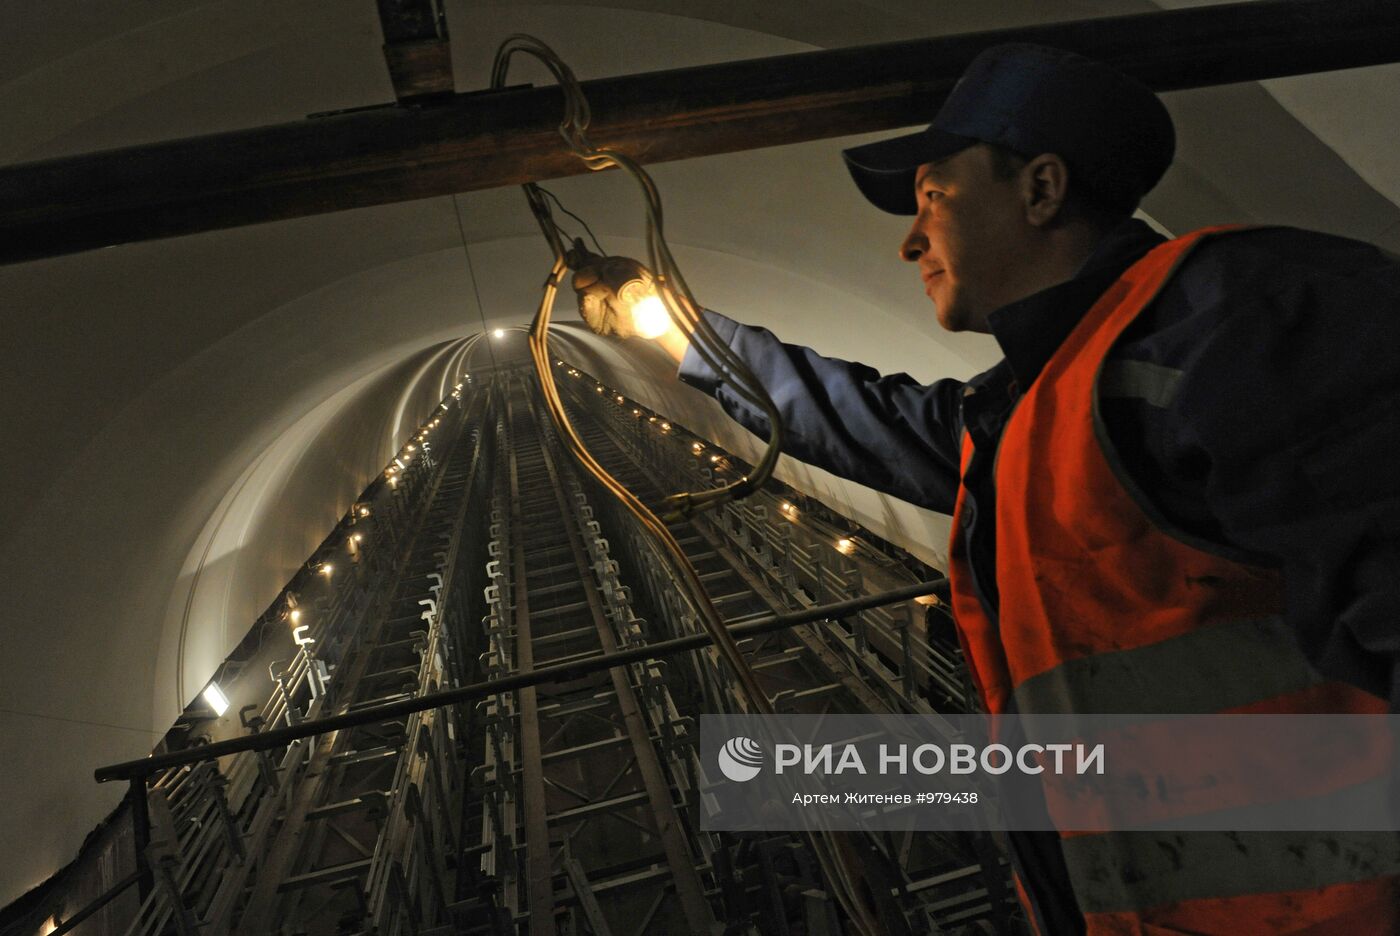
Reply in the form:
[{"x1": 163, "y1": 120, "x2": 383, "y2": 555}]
[
  {"x1": 1063, "y1": 830, "x2": 1400, "y2": 914},
  {"x1": 944, "y1": 225, "x2": 1397, "y2": 932},
  {"x1": 1011, "y1": 614, "x2": 1323, "y2": 715}
]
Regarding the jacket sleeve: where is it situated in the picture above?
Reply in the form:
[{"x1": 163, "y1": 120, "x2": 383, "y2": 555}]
[
  {"x1": 677, "y1": 309, "x2": 965, "y2": 513},
  {"x1": 1164, "y1": 235, "x2": 1400, "y2": 709}
]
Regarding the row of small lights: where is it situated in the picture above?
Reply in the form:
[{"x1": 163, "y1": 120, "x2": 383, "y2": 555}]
[
  {"x1": 201, "y1": 370, "x2": 474, "y2": 719},
  {"x1": 560, "y1": 360, "x2": 864, "y2": 560}
]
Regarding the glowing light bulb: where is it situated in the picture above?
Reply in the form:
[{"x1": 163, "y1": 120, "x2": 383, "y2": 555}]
[
  {"x1": 692, "y1": 442, "x2": 704, "y2": 454},
  {"x1": 836, "y1": 538, "x2": 854, "y2": 555},
  {"x1": 289, "y1": 609, "x2": 303, "y2": 624},
  {"x1": 616, "y1": 395, "x2": 625, "y2": 404},
  {"x1": 633, "y1": 409, "x2": 641, "y2": 416},
  {"x1": 203, "y1": 683, "x2": 230, "y2": 717},
  {"x1": 630, "y1": 294, "x2": 670, "y2": 339},
  {"x1": 661, "y1": 422, "x2": 671, "y2": 431},
  {"x1": 320, "y1": 563, "x2": 334, "y2": 576},
  {"x1": 493, "y1": 328, "x2": 505, "y2": 339},
  {"x1": 359, "y1": 507, "x2": 371, "y2": 518},
  {"x1": 352, "y1": 533, "x2": 363, "y2": 544}
]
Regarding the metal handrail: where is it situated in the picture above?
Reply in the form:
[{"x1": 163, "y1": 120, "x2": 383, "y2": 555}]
[{"x1": 95, "y1": 579, "x2": 942, "y2": 783}]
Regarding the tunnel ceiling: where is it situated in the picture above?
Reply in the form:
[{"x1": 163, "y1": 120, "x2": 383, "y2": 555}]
[{"x1": 2, "y1": 0, "x2": 1399, "y2": 907}]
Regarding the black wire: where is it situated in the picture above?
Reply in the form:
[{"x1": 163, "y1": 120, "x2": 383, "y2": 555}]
[
  {"x1": 451, "y1": 193, "x2": 499, "y2": 370},
  {"x1": 550, "y1": 218, "x2": 578, "y2": 248},
  {"x1": 537, "y1": 186, "x2": 606, "y2": 254}
]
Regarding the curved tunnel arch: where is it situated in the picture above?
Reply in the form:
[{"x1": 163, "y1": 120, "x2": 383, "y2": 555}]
[{"x1": 4, "y1": 0, "x2": 1400, "y2": 908}]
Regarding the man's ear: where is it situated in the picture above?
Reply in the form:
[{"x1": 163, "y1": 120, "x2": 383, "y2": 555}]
[{"x1": 1021, "y1": 153, "x2": 1070, "y2": 227}]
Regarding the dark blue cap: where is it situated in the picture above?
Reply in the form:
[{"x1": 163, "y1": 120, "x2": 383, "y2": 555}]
[{"x1": 843, "y1": 43, "x2": 1175, "y2": 216}]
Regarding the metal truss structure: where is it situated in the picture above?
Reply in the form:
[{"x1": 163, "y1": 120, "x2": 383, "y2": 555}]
[{"x1": 45, "y1": 365, "x2": 1023, "y2": 936}]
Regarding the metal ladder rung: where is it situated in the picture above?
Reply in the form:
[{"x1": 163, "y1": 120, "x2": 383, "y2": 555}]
[{"x1": 277, "y1": 858, "x2": 373, "y2": 892}]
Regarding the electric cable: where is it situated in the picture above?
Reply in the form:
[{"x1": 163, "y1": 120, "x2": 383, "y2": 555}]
[
  {"x1": 536, "y1": 185, "x2": 606, "y2": 255},
  {"x1": 451, "y1": 193, "x2": 499, "y2": 371},
  {"x1": 491, "y1": 33, "x2": 786, "y2": 520},
  {"x1": 526, "y1": 259, "x2": 882, "y2": 936},
  {"x1": 493, "y1": 34, "x2": 882, "y2": 935}
]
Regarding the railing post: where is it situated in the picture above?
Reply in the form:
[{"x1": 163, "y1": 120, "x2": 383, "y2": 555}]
[{"x1": 128, "y1": 777, "x2": 153, "y2": 902}]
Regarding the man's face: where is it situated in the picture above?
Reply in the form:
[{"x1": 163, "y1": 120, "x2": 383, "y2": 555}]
[{"x1": 900, "y1": 144, "x2": 1032, "y2": 334}]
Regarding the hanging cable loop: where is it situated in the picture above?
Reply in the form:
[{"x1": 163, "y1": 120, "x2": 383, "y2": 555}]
[
  {"x1": 494, "y1": 35, "x2": 879, "y2": 935},
  {"x1": 491, "y1": 34, "x2": 786, "y2": 517}
]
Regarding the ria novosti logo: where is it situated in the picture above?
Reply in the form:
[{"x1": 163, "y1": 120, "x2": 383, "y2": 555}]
[{"x1": 718, "y1": 737, "x2": 764, "y2": 782}]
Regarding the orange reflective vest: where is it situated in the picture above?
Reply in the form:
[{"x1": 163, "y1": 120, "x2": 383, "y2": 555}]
[{"x1": 947, "y1": 226, "x2": 1400, "y2": 934}]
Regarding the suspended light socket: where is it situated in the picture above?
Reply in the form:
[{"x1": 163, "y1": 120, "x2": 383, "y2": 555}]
[
  {"x1": 202, "y1": 682, "x2": 230, "y2": 717},
  {"x1": 568, "y1": 246, "x2": 672, "y2": 340}
]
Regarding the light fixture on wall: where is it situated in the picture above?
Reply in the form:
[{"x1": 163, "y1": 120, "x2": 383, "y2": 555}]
[{"x1": 202, "y1": 682, "x2": 230, "y2": 717}]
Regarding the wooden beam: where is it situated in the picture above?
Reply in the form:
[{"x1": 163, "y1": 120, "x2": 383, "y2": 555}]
[{"x1": 2, "y1": 0, "x2": 1399, "y2": 265}]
